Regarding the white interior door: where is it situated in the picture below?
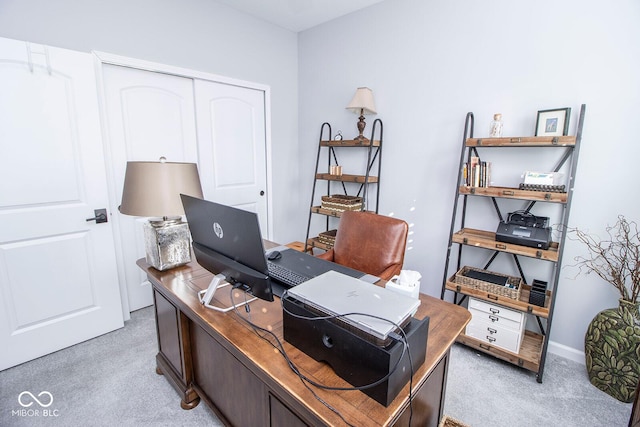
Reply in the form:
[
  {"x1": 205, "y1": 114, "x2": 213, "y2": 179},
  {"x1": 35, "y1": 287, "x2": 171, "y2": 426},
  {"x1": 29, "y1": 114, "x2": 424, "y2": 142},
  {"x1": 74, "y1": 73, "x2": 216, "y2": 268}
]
[
  {"x1": 194, "y1": 80, "x2": 268, "y2": 234},
  {"x1": 0, "y1": 38, "x2": 123, "y2": 370},
  {"x1": 101, "y1": 65, "x2": 198, "y2": 312}
]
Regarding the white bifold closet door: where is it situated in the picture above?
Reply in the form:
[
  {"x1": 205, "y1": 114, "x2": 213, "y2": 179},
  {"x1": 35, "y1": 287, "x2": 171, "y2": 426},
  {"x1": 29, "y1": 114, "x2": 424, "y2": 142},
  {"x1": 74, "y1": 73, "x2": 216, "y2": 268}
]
[
  {"x1": 193, "y1": 79, "x2": 268, "y2": 227},
  {"x1": 101, "y1": 65, "x2": 199, "y2": 313},
  {"x1": 102, "y1": 65, "x2": 268, "y2": 313},
  {"x1": 0, "y1": 38, "x2": 123, "y2": 370}
]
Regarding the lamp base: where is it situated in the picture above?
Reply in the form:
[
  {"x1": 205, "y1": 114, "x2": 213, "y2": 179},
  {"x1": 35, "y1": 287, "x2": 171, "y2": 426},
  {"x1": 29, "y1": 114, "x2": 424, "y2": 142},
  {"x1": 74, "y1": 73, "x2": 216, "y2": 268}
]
[
  {"x1": 143, "y1": 218, "x2": 192, "y2": 271},
  {"x1": 353, "y1": 135, "x2": 370, "y2": 142},
  {"x1": 355, "y1": 112, "x2": 367, "y2": 140}
]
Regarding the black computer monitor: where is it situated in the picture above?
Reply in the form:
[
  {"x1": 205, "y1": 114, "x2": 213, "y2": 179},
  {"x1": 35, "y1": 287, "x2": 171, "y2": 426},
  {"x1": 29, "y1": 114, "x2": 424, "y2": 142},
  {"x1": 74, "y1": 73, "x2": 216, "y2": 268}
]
[{"x1": 181, "y1": 195, "x2": 274, "y2": 308}]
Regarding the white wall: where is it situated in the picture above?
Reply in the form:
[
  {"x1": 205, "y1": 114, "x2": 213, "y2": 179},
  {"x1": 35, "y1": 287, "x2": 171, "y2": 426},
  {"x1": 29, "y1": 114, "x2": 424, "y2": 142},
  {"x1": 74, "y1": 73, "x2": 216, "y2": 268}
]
[
  {"x1": 2, "y1": 0, "x2": 638, "y2": 359},
  {"x1": 298, "y1": 0, "x2": 640, "y2": 358},
  {"x1": 0, "y1": 0, "x2": 301, "y2": 244}
]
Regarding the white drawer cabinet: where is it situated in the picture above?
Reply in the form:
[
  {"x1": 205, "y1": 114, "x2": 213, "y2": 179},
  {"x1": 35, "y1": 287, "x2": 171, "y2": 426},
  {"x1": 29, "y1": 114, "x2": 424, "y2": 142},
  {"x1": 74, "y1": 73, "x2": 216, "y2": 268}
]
[{"x1": 466, "y1": 298, "x2": 526, "y2": 353}]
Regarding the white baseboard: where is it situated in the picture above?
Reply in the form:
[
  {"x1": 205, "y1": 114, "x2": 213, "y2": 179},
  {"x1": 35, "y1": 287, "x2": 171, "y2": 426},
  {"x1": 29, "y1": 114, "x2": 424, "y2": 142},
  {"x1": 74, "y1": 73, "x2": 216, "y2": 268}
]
[{"x1": 547, "y1": 340, "x2": 585, "y2": 365}]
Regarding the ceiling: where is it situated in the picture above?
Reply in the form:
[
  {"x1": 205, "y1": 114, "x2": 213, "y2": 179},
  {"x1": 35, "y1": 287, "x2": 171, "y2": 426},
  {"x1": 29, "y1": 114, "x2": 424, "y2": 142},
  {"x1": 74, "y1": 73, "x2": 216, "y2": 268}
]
[{"x1": 214, "y1": 0, "x2": 385, "y2": 32}]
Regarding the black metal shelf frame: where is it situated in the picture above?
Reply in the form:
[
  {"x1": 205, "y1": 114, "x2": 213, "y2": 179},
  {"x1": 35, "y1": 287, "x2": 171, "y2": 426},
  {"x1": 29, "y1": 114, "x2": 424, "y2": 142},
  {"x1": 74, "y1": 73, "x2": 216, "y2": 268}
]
[
  {"x1": 304, "y1": 119, "x2": 383, "y2": 252},
  {"x1": 441, "y1": 104, "x2": 586, "y2": 383}
]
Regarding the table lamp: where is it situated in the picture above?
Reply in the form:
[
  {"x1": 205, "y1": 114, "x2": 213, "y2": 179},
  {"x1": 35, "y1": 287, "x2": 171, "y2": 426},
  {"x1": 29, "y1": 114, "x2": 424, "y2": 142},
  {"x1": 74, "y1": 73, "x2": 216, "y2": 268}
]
[
  {"x1": 119, "y1": 158, "x2": 203, "y2": 271},
  {"x1": 346, "y1": 87, "x2": 377, "y2": 140}
]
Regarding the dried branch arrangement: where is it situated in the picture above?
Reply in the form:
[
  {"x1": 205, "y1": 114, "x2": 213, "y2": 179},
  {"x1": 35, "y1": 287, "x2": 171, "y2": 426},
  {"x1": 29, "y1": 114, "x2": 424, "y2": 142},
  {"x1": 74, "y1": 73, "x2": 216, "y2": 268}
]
[{"x1": 569, "y1": 215, "x2": 640, "y2": 303}]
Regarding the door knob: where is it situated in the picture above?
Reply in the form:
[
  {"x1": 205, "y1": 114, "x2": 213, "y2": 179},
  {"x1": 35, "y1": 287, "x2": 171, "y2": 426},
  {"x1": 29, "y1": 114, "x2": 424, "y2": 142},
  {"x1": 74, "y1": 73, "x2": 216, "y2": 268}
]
[
  {"x1": 86, "y1": 208, "x2": 108, "y2": 223},
  {"x1": 259, "y1": 190, "x2": 265, "y2": 196}
]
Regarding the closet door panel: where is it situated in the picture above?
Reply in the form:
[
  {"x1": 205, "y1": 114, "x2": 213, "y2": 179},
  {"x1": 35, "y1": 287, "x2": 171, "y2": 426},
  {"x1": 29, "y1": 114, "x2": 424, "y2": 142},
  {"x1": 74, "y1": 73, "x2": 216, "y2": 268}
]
[
  {"x1": 102, "y1": 65, "x2": 198, "y2": 311},
  {"x1": 194, "y1": 80, "x2": 268, "y2": 234}
]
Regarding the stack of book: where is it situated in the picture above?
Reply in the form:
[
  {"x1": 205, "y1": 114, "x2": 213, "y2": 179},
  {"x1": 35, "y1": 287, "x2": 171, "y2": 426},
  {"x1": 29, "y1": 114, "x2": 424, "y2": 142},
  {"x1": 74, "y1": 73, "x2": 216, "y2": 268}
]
[{"x1": 462, "y1": 156, "x2": 491, "y2": 187}]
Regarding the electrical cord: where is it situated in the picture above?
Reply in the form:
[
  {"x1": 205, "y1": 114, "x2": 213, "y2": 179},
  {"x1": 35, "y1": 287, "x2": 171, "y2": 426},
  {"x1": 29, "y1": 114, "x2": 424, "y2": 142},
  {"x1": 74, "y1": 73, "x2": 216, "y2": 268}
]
[
  {"x1": 278, "y1": 290, "x2": 408, "y2": 391},
  {"x1": 231, "y1": 286, "x2": 408, "y2": 391},
  {"x1": 389, "y1": 329, "x2": 414, "y2": 427},
  {"x1": 227, "y1": 286, "x2": 416, "y2": 426},
  {"x1": 228, "y1": 286, "x2": 355, "y2": 426}
]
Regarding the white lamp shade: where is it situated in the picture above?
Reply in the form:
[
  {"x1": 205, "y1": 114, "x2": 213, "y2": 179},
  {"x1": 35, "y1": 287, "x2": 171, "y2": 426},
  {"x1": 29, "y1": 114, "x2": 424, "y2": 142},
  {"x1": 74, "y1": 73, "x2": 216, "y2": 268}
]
[
  {"x1": 346, "y1": 87, "x2": 377, "y2": 115},
  {"x1": 119, "y1": 161, "x2": 204, "y2": 217}
]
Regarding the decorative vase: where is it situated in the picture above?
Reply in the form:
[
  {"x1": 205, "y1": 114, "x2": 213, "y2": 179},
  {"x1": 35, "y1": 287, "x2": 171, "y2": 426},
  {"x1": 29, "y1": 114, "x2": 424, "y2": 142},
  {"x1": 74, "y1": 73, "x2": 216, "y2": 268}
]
[
  {"x1": 489, "y1": 113, "x2": 503, "y2": 137},
  {"x1": 584, "y1": 299, "x2": 640, "y2": 403}
]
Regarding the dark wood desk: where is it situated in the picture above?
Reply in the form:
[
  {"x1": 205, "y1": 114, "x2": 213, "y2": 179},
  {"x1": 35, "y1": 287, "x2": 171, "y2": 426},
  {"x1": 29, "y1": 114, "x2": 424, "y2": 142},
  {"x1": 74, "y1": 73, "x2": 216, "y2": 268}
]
[{"x1": 138, "y1": 252, "x2": 470, "y2": 426}]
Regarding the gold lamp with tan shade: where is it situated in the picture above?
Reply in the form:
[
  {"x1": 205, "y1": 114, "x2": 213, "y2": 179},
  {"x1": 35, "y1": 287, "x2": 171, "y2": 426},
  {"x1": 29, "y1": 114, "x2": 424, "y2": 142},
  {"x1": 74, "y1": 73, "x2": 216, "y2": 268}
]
[{"x1": 119, "y1": 158, "x2": 203, "y2": 271}]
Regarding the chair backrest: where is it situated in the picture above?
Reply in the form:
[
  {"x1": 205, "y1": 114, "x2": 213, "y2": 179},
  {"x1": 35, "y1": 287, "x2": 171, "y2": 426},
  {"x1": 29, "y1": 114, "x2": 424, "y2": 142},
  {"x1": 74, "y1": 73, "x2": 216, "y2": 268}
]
[{"x1": 332, "y1": 211, "x2": 409, "y2": 280}]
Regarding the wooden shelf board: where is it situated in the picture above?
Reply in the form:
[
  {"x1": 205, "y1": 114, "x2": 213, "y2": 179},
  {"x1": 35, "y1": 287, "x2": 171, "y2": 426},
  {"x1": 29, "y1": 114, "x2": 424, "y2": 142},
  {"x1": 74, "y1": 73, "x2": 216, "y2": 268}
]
[
  {"x1": 456, "y1": 330, "x2": 543, "y2": 373},
  {"x1": 445, "y1": 279, "x2": 551, "y2": 318},
  {"x1": 307, "y1": 237, "x2": 332, "y2": 251},
  {"x1": 459, "y1": 186, "x2": 567, "y2": 203},
  {"x1": 311, "y1": 206, "x2": 373, "y2": 217},
  {"x1": 315, "y1": 173, "x2": 378, "y2": 183},
  {"x1": 466, "y1": 136, "x2": 576, "y2": 147},
  {"x1": 452, "y1": 228, "x2": 559, "y2": 262},
  {"x1": 285, "y1": 241, "x2": 309, "y2": 253},
  {"x1": 311, "y1": 206, "x2": 344, "y2": 217},
  {"x1": 320, "y1": 139, "x2": 381, "y2": 147}
]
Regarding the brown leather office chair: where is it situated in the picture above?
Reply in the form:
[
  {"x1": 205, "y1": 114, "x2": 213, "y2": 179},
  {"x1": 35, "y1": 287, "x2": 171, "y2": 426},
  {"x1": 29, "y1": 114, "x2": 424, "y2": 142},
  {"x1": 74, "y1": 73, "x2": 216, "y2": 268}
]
[{"x1": 316, "y1": 210, "x2": 408, "y2": 281}]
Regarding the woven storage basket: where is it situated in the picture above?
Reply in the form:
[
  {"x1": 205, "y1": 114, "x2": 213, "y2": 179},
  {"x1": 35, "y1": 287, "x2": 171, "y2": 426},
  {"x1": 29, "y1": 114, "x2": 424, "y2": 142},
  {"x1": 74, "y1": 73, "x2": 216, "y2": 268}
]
[
  {"x1": 321, "y1": 194, "x2": 363, "y2": 212},
  {"x1": 318, "y1": 229, "x2": 337, "y2": 248},
  {"x1": 454, "y1": 266, "x2": 521, "y2": 300}
]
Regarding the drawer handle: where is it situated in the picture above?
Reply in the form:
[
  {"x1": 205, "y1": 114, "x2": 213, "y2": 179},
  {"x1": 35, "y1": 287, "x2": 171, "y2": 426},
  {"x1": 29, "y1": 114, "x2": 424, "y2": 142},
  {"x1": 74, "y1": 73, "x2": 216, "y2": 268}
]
[
  {"x1": 490, "y1": 308, "x2": 500, "y2": 314},
  {"x1": 487, "y1": 327, "x2": 497, "y2": 334},
  {"x1": 479, "y1": 343, "x2": 491, "y2": 351},
  {"x1": 486, "y1": 336, "x2": 496, "y2": 343},
  {"x1": 489, "y1": 315, "x2": 499, "y2": 322}
]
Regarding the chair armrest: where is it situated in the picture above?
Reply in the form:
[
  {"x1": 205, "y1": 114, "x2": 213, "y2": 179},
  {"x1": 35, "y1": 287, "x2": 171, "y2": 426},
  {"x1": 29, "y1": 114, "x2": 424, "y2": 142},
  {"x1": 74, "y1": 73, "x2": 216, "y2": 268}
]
[
  {"x1": 377, "y1": 264, "x2": 403, "y2": 282},
  {"x1": 316, "y1": 249, "x2": 334, "y2": 261}
]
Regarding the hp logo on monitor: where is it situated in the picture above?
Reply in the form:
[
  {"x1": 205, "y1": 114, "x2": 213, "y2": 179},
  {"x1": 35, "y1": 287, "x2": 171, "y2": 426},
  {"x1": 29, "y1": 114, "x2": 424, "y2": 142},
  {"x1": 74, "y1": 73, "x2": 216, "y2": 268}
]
[{"x1": 213, "y1": 222, "x2": 224, "y2": 239}]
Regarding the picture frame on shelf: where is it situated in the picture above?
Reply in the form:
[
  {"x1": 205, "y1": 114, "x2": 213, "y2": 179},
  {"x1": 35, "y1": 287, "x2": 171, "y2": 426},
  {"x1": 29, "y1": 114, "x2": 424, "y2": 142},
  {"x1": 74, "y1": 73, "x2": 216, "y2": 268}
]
[{"x1": 535, "y1": 107, "x2": 571, "y2": 136}]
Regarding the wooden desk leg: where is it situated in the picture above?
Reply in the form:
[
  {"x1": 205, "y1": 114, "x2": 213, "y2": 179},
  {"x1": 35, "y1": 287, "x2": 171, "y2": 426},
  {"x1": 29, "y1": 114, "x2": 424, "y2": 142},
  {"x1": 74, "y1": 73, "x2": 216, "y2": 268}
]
[
  {"x1": 154, "y1": 289, "x2": 200, "y2": 410},
  {"x1": 155, "y1": 353, "x2": 200, "y2": 409},
  {"x1": 393, "y1": 350, "x2": 449, "y2": 426}
]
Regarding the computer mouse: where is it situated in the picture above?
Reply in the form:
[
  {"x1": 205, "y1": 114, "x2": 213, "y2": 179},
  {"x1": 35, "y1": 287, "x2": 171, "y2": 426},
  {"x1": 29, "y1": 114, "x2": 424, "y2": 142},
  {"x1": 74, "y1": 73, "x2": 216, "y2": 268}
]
[{"x1": 267, "y1": 250, "x2": 282, "y2": 261}]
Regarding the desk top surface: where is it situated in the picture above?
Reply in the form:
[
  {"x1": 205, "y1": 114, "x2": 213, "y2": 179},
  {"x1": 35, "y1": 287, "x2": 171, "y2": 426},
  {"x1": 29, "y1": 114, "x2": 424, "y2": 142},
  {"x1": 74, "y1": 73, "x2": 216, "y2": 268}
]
[{"x1": 138, "y1": 247, "x2": 470, "y2": 426}]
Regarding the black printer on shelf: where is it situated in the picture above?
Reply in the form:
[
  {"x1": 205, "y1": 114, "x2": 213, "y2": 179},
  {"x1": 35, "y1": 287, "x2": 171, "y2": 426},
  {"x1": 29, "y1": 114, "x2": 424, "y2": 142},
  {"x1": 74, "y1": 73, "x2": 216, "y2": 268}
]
[{"x1": 495, "y1": 211, "x2": 552, "y2": 250}]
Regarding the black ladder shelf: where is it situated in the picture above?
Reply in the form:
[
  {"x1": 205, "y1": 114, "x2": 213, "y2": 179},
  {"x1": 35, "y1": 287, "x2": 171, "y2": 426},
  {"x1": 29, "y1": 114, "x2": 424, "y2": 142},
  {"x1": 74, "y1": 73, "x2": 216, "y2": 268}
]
[
  {"x1": 440, "y1": 104, "x2": 586, "y2": 383},
  {"x1": 304, "y1": 120, "x2": 383, "y2": 252}
]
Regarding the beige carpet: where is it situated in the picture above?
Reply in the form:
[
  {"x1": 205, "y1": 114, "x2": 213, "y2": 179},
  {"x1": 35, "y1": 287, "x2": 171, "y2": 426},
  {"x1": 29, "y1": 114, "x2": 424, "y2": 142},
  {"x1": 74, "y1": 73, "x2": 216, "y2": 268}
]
[{"x1": 0, "y1": 306, "x2": 633, "y2": 426}]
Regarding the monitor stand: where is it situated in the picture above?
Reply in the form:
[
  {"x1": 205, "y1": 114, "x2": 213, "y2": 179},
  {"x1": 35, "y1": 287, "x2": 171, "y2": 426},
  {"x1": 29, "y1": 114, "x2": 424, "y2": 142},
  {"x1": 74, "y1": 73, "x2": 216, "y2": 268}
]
[{"x1": 198, "y1": 274, "x2": 257, "y2": 313}]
